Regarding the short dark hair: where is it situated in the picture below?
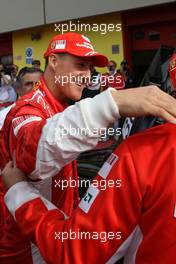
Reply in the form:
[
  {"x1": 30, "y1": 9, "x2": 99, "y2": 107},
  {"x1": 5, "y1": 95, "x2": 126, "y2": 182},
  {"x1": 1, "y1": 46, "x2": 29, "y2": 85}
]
[
  {"x1": 109, "y1": 60, "x2": 117, "y2": 68},
  {"x1": 32, "y1": 60, "x2": 41, "y2": 66},
  {"x1": 45, "y1": 53, "x2": 68, "y2": 69},
  {"x1": 16, "y1": 67, "x2": 43, "y2": 83}
]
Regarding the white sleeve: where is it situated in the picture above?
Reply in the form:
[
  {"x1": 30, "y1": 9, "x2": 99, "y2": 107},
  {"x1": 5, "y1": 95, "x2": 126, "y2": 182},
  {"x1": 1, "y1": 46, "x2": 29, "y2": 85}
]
[{"x1": 30, "y1": 88, "x2": 120, "y2": 180}]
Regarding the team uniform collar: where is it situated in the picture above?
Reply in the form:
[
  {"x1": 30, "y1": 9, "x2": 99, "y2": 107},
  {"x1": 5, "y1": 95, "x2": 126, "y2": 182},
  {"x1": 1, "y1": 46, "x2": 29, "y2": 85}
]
[{"x1": 38, "y1": 76, "x2": 68, "y2": 113}]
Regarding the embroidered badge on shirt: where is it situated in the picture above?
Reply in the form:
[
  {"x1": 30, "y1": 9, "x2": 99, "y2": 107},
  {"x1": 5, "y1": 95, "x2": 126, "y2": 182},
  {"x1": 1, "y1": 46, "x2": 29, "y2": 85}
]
[
  {"x1": 98, "y1": 153, "x2": 119, "y2": 179},
  {"x1": 79, "y1": 185, "x2": 100, "y2": 213}
]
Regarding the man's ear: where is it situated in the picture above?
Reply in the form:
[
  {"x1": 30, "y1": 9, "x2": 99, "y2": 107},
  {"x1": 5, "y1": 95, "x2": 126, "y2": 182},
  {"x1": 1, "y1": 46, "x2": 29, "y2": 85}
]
[{"x1": 48, "y1": 54, "x2": 58, "y2": 72}]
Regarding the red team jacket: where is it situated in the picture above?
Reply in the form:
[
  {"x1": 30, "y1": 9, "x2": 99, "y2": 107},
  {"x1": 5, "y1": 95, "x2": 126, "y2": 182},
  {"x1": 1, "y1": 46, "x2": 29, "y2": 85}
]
[
  {"x1": 8, "y1": 122, "x2": 176, "y2": 264},
  {"x1": 0, "y1": 77, "x2": 79, "y2": 263}
]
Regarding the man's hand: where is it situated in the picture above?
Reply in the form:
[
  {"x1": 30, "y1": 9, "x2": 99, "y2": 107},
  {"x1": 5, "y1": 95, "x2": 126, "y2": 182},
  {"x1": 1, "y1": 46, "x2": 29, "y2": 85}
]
[
  {"x1": 111, "y1": 85, "x2": 176, "y2": 123},
  {"x1": 2, "y1": 161, "x2": 27, "y2": 191}
]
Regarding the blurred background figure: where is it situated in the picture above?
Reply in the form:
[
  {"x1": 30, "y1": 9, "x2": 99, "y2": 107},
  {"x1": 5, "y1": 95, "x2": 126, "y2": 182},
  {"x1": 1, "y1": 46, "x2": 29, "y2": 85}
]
[
  {"x1": 0, "y1": 67, "x2": 42, "y2": 129},
  {"x1": 0, "y1": 64, "x2": 17, "y2": 107},
  {"x1": 11, "y1": 64, "x2": 19, "y2": 82},
  {"x1": 32, "y1": 59, "x2": 41, "y2": 70},
  {"x1": 120, "y1": 59, "x2": 134, "y2": 88},
  {"x1": 15, "y1": 66, "x2": 43, "y2": 97},
  {"x1": 101, "y1": 60, "x2": 125, "y2": 141},
  {"x1": 168, "y1": 52, "x2": 176, "y2": 91},
  {"x1": 101, "y1": 59, "x2": 125, "y2": 90},
  {"x1": 0, "y1": 56, "x2": 19, "y2": 109}
]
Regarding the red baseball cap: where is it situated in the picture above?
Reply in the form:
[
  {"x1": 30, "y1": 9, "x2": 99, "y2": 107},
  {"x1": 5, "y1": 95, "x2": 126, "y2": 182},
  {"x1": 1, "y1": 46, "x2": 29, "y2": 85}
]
[
  {"x1": 169, "y1": 53, "x2": 176, "y2": 90},
  {"x1": 44, "y1": 32, "x2": 108, "y2": 67}
]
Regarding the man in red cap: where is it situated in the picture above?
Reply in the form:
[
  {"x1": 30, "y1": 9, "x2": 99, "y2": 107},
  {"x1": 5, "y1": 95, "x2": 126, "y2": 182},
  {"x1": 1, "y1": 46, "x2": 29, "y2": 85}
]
[{"x1": 1, "y1": 32, "x2": 176, "y2": 264}]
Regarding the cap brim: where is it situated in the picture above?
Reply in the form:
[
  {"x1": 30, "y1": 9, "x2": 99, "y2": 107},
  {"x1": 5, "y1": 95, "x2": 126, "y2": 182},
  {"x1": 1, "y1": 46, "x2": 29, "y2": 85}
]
[
  {"x1": 68, "y1": 51, "x2": 108, "y2": 67},
  {"x1": 91, "y1": 54, "x2": 108, "y2": 67},
  {"x1": 44, "y1": 50, "x2": 108, "y2": 67}
]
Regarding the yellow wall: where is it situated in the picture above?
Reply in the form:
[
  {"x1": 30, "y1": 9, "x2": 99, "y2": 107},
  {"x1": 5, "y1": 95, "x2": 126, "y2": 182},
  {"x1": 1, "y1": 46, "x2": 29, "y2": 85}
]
[{"x1": 12, "y1": 13, "x2": 124, "y2": 73}]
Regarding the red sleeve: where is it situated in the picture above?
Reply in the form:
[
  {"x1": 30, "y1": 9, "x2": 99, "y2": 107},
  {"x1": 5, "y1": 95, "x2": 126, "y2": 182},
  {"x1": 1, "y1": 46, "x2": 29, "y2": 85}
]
[
  {"x1": 14, "y1": 141, "x2": 142, "y2": 264},
  {"x1": 9, "y1": 111, "x2": 46, "y2": 173}
]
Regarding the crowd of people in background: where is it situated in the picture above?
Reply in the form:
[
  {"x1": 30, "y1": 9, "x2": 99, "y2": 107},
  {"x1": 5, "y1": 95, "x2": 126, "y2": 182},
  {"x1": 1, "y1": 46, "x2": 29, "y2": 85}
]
[
  {"x1": 0, "y1": 60, "x2": 43, "y2": 106},
  {"x1": 0, "y1": 63, "x2": 43, "y2": 129},
  {"x1": 81, "y1": 59, "x2": 134, "y2": 99}
]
